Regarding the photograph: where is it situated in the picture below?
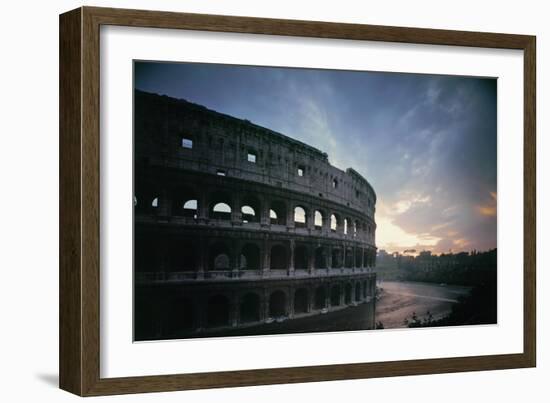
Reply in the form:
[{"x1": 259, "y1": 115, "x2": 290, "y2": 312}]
[{"x1": 133, "y1": 61, "x2": 497, "y2": 341}]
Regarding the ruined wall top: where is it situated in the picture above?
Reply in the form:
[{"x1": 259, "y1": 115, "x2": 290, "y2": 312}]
[{"x1": 135, "y1": 90, "x2": 376, "y2": 218}]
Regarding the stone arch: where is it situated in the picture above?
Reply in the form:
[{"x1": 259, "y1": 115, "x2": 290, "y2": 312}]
[
  {"x1": 270, "y1": 244, "x2": 288, "y2": 270},
  {"x1": 345, "y1": 247, "x2": 353, "y2": 268},
  {"x1": 206, "y1": 294, "x2": 230, "y2": 327},
  {"x1": 170, "y1": 239, "x2": 197, "y2": 272},
  {"x1": 209, "y1": 241, "x2": 232, "y2": 271},
  {"x1": 294, "y1": 205, "x2": 307, "y2": 228},
  {"x1": 294, "y1": 288, "x2": 309, "y2": 314},
  {"x1": 355, "y1": 248, "x2": 362, "y2": 268},
  {"x1": 363, "y1": 280, "x2": 368, "y2": 298},
  {"x1": 294, "y1": 244, "x2": 309, "y2": 270},
  {"x1": 345, "y1": 283, "x2": 353, "y2": 304},
  {"x1": 355, "y1": 282, "x2": 362, "y2": 301},
  {"x1": 182, "y1": 199, "x2": 198, "y2": 219},
  {"x1": 270, "y1": 200, "x2": 287, "y2": 225},
  {"x1": 330, "y1": 284, "x2": 341, "y2": 307},
  {"x1": 314, "y1": 286, "x2": 327, "y2": 309},
  {"x1": 239, "y1": 292, "x2": 260, "y2": 323},
  {"x1": 315, "y1": 246, "x2": 327, "y2": 269},
  {"x1": 330, "y1": 213, "x2": 339, "y2": 232},
  {"x1": 172, "y1": 187, "x2": 198, "y2": 216},
  {"x1": 269, "y1": 290, "x2": 287, "y2": 317},
  {"x1": 162, "y1": 297, "x2": 194, "y2": 334},
  {"x1": 241, "y1": 195, "x2": 261, "y2": 223},
  {"x1": 210, "y1": 191, "x2": 233, "y2": 220},
  {"x1": 331, "y1": 247, "x2": 342, "y2": 268},
  {"x1": 240, "y1": 243, "x2": 261, "y2": 270},
  {"x1": 314, "y1": 210, "x2": 324, "y2": 229}
]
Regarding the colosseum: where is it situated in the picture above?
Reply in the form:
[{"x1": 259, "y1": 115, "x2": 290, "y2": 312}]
[{"x1": 134, "y1": 90, "x2": 377, "y2": 340}]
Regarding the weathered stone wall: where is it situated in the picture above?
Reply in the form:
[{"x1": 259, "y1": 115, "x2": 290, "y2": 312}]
[{"x1": 134, "y1": 90, "x2": 377, "y2": 340}]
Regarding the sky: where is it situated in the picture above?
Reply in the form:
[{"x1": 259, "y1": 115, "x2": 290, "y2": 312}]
[{"x1": 135, "y1": 61, "x2": 497, "y2": 256}]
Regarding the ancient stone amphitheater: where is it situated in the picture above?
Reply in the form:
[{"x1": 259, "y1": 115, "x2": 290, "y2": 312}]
[{"x1": 134, "y1": 90, "x2": 377, "y2": 340}]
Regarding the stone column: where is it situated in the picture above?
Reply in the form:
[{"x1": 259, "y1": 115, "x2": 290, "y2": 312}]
[
  {"x1": 197, "y1": 237, "x2": 206, "y2": 279},
  {"x1": 342, "y1": 245, "x2": 347, "y2": 269},
  {"x1": 198, "y1": 192, "x2": 209, "y2": 224},
  {"x1": 286, "y1": 203, "x2": 295, "y2": 230},
  {"x1": 231, "y1": 195, "x2": 242, "y2": 225},
  {"x1": 158, "y1": 188, "x2": 172, "y2": 217},
  {"x1": 308, "y1": 244, "x2": 315, "y2": 274},
  {"x1": 231, "y1": 239, "x2": 240, "y2": 277},
  {"x1": 260, "y1": 197, "x2": 270, "y2": 228},
  {"x1": 230, "y1": 293, "x2": 239, "y2": 327},
  {"x1": 263, "y1": 288, "x2": 270, "y2": 319},
  {"x1": 307, "y1": 208, "x2": 315, "y2": 232},
  {"x1": 322, "y1": 213, "x2": 330, "y2": 235},
  {"x1": 263, "y1": 237, "x2": 271, "y2": 272},
  {"x1": 288, "y1": 239, "x2": 295, "y2": 275},
  {"x1": 327, "y1": 245, "x2": 333, "y2": 270},
  {"x1": 288, "y1": 289, "x2": 294, "y2": 318}
]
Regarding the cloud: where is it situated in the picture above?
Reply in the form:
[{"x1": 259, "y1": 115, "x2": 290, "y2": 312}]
[{"x1": 135, "y1": 62, "x2": 497, "y2": 255}]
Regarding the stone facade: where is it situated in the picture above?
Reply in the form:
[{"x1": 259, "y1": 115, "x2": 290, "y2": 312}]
[{"x1": 134, "y1": 90, "x2": 377, "y2": 340}]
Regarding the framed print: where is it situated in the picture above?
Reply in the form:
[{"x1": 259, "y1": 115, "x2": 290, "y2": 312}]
[{"x1": 59, "y1": 6, "x2": 536, "y2": 396}]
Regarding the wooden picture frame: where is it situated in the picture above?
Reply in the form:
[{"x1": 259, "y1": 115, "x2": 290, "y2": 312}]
[{"x1": 59, "y1": 6, "x2": 536, "y2": 396}]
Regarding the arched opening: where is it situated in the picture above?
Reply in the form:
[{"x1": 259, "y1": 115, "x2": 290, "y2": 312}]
[
  {"x1": 270, "y1": 244, "x2": 288, "y2": 270},
  {"x1": 182, "y1": 199, "x2": 198, "y2": 219},
  {"x1": 331, "y1": 248, "x2": 342, "y2": 268},
  {"x1": 269, "y1": 290, "x2": 287, "y2": 317},
  {"x1": 315, "y1": 246, "x2": 327, "y2": 269},
  {"x1": 314, "y1": 286, "x2": 327, "y2": 309},
  {"x1": 294, "y1": 206, "x2": 307, "y2": 228},
  {"x1": 355, "y1": 282, "x2": 362, "y2": 301},
  {"x1": 212, "y1": 202, "x2": 232, "y2": 220},
  {"x1": 330, "y1": 285, "x2": 341, "y2": 307},
  {"x1": 294, "y1": 288, "x2": 308, "y2": 314},
  {"x1": 206, "y1": 295, "x2": 230, "y2": 327},
  {"x1": 330, "y1": 214, "x2": 338, "y2": 231},
  {"x1": 151, "y1": 197, "x2": 159, "y2": 208},
  {"x1": 209, "y1": 242, "x2": 232, "y2": 271},
  {"x1": 163, "y1": 297, "x2": 194, "y2": 334},
  {"x1": 270, "y1": 201, "x2": 287, "y2": 225},
  {"x1": 344, "y1": 218, "x2": 349, "y2": 235},
  {"x1": 240, "y1": 243, "x2": 261, "y2": 270},
  {"x1": 240, "y1": 293, "x2": 260, "y2": 323},
  {"x1": 355, "y1": 248, "x2": 362, "y2": 268},
  {"x1": 134, "y1": 237, "x2": 157, "y2": 273},
  {"x1": 241, "y1": 196, "x2": 261, "y2": 223},
  {"x1": 345, "y1": 283, "x2": 352, "y2": 304},
  {"x1": 294, "y1": 244, "x2": 309, "y2": 270},
  {"x1": 314, "y1": 210, "x2": 323, "y2": 229},
  {"x1": 345, "y1": 247, "x2": 353, "y2": 268},
  {"x1": 172, "y1": 188, "x2": 197, "y2": 216},
  {"x1": 241, "y1": 206, "x2": 255, "y2": 223},
  {"x1": 363, "y1": 250, "x2": 369, "y2": 268},
  {"x1": 363, "y1": 280, "x2": 368, "y2": 298},
  {"x1": 170, "y1": 241, "x2": 197, "y2": 272}
]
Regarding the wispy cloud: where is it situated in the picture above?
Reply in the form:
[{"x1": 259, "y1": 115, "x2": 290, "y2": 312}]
[{"x1": 135, "y1": 62, "x2": 497, "y2": 254}]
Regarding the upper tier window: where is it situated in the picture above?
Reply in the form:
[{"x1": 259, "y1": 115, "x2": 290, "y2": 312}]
[
  {"x1": 297, "y1": 165, "x2": 305, "y2": 177},
  {"x1": 181, "y1": 137, "x2": 193, "y2": 149},
  {"x1": 247, "y1": 152, "x2": 257, "y2": 163}
]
